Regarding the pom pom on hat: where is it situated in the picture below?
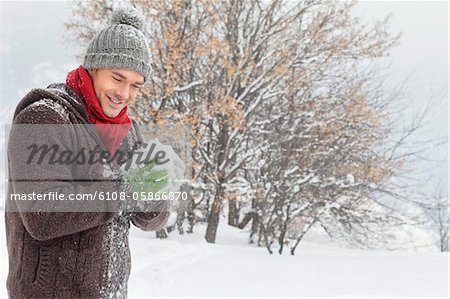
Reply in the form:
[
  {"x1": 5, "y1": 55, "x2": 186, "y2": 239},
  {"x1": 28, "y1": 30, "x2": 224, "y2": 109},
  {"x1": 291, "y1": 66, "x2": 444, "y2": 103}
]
[
  {"x1": 111, "y1": 6, "x2": 144, "y2": 30},
  {"x1": 83, "y1": 5, "x2": 152, "y2": 82}
]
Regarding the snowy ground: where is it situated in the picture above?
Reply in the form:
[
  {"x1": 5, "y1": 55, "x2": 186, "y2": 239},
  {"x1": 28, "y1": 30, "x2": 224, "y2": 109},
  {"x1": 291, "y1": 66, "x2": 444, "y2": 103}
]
[{"x1": 0, "y1": 211, "x2": 448, "y2": 299}]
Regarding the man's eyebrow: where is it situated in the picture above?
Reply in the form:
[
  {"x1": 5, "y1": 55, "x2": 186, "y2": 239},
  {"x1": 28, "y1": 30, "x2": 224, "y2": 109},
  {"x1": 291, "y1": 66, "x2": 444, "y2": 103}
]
[{"x1": 112, "y1": 71, "x2": 144, "y2": 85}]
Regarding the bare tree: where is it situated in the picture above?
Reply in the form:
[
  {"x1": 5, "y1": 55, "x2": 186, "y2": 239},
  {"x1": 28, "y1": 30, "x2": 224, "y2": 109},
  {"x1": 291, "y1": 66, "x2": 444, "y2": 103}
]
[{"x1": 419, "y1": 181, "x2": 449, "y2": 252}]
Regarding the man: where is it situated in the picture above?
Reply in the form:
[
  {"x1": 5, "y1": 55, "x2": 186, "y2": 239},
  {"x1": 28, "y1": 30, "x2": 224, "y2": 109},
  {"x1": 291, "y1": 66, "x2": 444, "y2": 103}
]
[{"x1": 6, "y1": 6, "x2": 173, "y2": 299}]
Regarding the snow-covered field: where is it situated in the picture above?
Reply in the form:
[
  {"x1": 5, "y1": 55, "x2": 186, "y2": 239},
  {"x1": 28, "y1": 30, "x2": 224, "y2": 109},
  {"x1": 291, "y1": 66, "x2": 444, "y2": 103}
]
[{"x1": 1, "y1": 211, "x2": 448, "y2": 298}]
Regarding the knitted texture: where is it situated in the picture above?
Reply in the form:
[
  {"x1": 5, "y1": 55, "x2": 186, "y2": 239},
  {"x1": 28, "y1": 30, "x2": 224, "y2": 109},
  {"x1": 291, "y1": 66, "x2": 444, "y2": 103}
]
[{"x1": 83, "y1": 6, "x2": 151, "y2": 82}]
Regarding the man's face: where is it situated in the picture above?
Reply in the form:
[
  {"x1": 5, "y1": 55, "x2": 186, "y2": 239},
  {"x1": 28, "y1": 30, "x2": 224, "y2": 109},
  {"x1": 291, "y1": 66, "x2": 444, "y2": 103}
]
[{"x1": 88, "y1": 68, "x2": 144, "y2": 118}]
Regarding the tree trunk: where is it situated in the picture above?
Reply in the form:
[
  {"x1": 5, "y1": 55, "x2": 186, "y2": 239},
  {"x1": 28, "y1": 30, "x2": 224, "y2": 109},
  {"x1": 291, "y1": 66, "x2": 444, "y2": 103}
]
[
  {"x1": 249, "y1": 211, "x2": 259, "y2": 244},
  {"x1": 187, "y1": 196, "x2": 195, "y2": 234},
  {"x1": 440, "y1": 226, "x2": 448, "y2": 252},
  {"x1": 261, "y1": 224, "x2": 273, "y2": 254},
  {"x1": 290, "y1": 219, "x2": 317, "y2": 255},
  {"x1": 238, "y1": 211, "x2": 256, "y2": 229},
  {"x1": 156, "y1": 229, "x2": 168, "y2": 239},
  {"x1": 205, "y1": 117, "x2": 229, "y2": 243},
  {"x1": 228, "y1": 199, "x2": 239, "y2": 227},
  {"x1": 205, "y1": 193, "x2": 223, "y2": 243},
  {"x1": 278, "y1": 222, "x2": 287, "y2": 255}
]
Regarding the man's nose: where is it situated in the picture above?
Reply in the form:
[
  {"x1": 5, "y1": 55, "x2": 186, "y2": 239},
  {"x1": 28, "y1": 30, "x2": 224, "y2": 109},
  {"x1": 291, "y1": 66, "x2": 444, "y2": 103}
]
[{"x1": 115, "y1": 85, "x2": 130, "y2": 100}]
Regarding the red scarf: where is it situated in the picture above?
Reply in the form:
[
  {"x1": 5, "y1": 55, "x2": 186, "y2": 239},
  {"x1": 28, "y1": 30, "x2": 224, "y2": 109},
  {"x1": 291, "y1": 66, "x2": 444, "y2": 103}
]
[{"x1": 66, "y1": 66, "x2": 131, "y2": 157}]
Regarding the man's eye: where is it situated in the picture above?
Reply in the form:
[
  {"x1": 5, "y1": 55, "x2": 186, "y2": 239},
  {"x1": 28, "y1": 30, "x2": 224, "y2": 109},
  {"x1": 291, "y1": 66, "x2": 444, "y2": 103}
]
[
  {"x1": 113, "y1": 77, "x2": 121, "y2": 82},
  {"x1": 132, "y1": 85, "x2": 140, "y2": 89}
]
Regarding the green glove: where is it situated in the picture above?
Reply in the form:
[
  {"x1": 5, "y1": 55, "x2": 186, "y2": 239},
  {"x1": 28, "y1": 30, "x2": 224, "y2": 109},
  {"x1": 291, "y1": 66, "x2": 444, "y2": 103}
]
[
  {"x1": 126, "y1": 160, "x2": 170, "y2": 196},
  {"x1": 123, "y1": 140, "x2": 186, "y2": 205}
]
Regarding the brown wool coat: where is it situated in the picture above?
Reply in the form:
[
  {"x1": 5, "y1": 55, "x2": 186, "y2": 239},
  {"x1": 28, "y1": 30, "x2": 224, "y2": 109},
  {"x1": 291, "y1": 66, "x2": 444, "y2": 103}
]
[{"x1": 5, "y1": 83, "x2": 170, "y2": 299}]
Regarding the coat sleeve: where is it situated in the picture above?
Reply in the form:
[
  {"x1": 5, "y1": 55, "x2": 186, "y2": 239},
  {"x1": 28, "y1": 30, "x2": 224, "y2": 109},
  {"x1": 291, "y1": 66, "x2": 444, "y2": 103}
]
[
  {"x1": 8, "y1": 102, "x2": 123, "y2": 241},
  {"x1": 129, "y1": 200, "x2": 170, "y2": 231}
]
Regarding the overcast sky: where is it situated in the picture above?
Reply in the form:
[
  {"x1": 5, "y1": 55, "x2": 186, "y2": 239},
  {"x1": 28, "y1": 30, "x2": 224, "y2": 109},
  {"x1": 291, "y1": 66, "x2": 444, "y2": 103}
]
[{"x1": 0, "y1": 0, "x2": 448, "y2": 197}]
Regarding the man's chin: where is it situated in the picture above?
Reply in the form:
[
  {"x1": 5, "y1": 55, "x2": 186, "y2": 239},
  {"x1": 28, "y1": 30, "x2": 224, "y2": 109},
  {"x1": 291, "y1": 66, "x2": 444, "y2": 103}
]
[{"x1": 103, "y1": 110, "x2": 121, "y2": 118}]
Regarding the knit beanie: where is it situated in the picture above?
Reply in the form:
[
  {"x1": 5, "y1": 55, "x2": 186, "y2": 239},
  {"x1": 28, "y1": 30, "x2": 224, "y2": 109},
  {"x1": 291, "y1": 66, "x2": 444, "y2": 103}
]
[{"x1": 82, "y1": 6, "x2": 151, "y2": 82}]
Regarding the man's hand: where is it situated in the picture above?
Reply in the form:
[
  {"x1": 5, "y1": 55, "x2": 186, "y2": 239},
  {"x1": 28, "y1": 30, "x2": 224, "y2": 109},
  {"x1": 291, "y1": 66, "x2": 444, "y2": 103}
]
[
  {"x1": 126, "y1": 160, "x2": 169, "y2": 195},
  {"x1": 123, "y1": 139, "x2": 186, "y2": 198}
]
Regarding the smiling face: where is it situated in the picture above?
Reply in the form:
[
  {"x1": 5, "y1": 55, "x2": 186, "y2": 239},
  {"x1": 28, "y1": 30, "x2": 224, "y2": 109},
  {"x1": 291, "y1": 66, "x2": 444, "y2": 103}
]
[{"x1": 88, "y1": 68, "x2": 144, "y2": 118}]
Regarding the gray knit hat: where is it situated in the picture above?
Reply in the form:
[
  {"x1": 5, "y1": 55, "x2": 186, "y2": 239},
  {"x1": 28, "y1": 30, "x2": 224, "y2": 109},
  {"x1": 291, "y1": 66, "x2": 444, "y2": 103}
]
[{"x1": 83, "y1": 6, "x2": 151, "y2": 82}]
